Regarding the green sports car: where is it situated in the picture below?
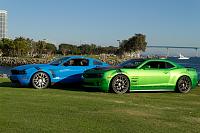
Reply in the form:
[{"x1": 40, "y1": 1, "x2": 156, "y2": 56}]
[{"x1": 83, "y1": 59, "x2": 198, "y2": 94}]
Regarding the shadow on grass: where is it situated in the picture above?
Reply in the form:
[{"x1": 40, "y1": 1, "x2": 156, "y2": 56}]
[
  {"x1": 133, "y1": 91, "x2": 175, "y2": 94},
  {"x1": 51, "y1": 84, "x2": 101, "y2": 92},
  {"x1": 0, "y1": 81, "x2": 101, "y2": 92},
  {"x1": 0, "y1": 81, "x2": 183, "y2": 94},
  {"x1": 0, "y1": 82, "x2": 14, "y2": 87}
]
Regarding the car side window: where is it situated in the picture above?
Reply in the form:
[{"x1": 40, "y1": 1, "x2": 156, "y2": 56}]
[
  {"x1": 80, "y1": 59, "x2": 89, "y2": 66},
  {"x1": 165, "y1": 62, "x2": 175, "y2": 69},
  {"x1": 158, "y1": 62, "x2": 166, "y2": 69},
  {"x1": 142, "y1": 61, "x2": 175, "y2": 69},
  {"x1": 142, "y1": 61, "x2": 159, "y2": 69},
  {"x1": 93, "y1": 60, "x2": 103, "y2": 65},
  {"x1": 63, "y1": 59, "x2": 89, "y2": 66}
]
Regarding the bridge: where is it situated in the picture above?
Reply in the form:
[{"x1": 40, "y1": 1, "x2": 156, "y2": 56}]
[{"x1": 147, "y1": 46, "x2": 200, "y2": 57}]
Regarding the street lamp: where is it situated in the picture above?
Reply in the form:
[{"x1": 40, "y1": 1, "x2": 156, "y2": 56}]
[{"x1": 117, "y1": 40, "x2": 121, "y2": 46}]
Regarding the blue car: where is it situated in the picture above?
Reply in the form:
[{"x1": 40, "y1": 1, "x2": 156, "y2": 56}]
[{"x1": 10, "y1": 56, "x2": 109, "y2": 89}]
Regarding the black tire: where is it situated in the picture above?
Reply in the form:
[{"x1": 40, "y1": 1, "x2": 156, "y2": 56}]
[
  {"x1": 32, "y1": 72, "x2": 50, "y2": 89},
  {"x1": 176, "y1": 76, "x2": 192, "y2": 93},
  {"x1": 110, "y1": 74, "x2": 130, "y2": 94},
  {"x1": 198, "y1": 80, "x2": 200, "y2": 86}
]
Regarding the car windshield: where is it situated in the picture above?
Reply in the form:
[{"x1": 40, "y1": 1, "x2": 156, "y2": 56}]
[
  {"x1": 118, "y1": 59, "x2": 145, "y2": 68},
  {"x1": 49, "y1": 57, "x2": 70, "y2": 66}
]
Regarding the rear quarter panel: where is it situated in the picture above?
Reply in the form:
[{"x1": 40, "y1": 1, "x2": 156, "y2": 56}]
[
  {"x1": 161, "y1": 68, "x2": 198, "y2": 89},
  {"x1": 177, "y1": 68, "x2": 198, "y2": 88}
]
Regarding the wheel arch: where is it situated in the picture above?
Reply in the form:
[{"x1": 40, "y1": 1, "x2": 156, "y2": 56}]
[
  {"x1": 30, "y1": 70, "x2": 52, "y2": 86},
  {"x1": 176, "y1": 74, "x2": 192, "y2": 85},
  {"x1": 109, "y1": 73, "x2": 131, "y2": 92},
  {"x1": 175, "y1": 75, "x2": 192, "y2": 92}
]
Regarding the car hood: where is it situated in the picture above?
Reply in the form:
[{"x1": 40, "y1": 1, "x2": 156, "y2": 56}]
[{"x1": 12, "y1": 64, "x2": 55, "y2": 70}]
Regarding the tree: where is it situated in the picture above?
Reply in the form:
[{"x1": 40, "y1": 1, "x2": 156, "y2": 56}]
[
  {"x1": 0, "y1": 39, "x2": 3, "y2": 56},
  {"x1": 119, "y1": 34, "x2": 147, "y2": 56},
  {"x1": 14, "y1": 37, "x2": 30, "y2": 56},
  {"x1": 36, "y1": 40, "x2": 47, "y2": 57},
  {"x1": 78, "y1": 44, "x2": 92, "y2": 54},
  {"x1": 0, "y1": 39, "x2": 3, "y2": 50},
  {"x1": 90, "y1": 44, "x2": 96, "y2": 54},
  {"x1": 46, "y1": 43, "x2": 57, "y2": 56},
  {"x1": 25, "y1": 38, "x2": 35, "y2": 57},
  {"x1": 1, "y1": 38, "x2": 13, "y2": 56},
  {"x1": 0, "y1": 37, "x2": 58, "y2": 57},
  {"x1": 59, "y1": 44, "x2": 77, "y2": 55}
]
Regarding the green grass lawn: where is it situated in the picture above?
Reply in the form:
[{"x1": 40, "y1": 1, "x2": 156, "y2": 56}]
[{"x1": 0, "y1": 78, "x2": 200, "y2": 133}]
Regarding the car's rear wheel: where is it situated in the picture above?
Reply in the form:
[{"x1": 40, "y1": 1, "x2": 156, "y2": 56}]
[
  {"x1": 32, "y1": 72, "x2": 50, "y2": 89},
  {"x1": 111, "y1": 74, "x2": 130, "y2": 94},
  {"x1": 176, "y1": 76, "x2": 192, "y2": 93}
]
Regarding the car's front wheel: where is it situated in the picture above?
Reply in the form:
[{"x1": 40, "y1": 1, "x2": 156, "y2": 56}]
[
  {"x1": 32, "y1": 72, "x2": 50, "y2": 89},
  {"x1": 176, "y1": 76, "x2": 192, "y2": 93},
  {"x1": 111, "y1": 74, "x2": 130, "y2": 94}
]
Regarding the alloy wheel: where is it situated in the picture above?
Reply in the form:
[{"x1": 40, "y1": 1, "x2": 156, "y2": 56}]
[
  {"x1": 111, "y1": 74, "x2": 129, "y2": 94},
  {"x1": 177, "y1": 76, "x2": 191, "y2": 93},
  {"x1": 32, "y1": 72, "x2": 50, "y2": 89}
]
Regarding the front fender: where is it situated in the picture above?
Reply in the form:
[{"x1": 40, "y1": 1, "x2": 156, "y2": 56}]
[
  {"x1": 104, "y1": 69, "x2": 130, "y2": 85},
  {"x1": 26, "y1": 67, "x2": 54, "y2": 82}
]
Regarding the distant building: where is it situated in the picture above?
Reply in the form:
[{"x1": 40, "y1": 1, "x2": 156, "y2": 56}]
[{"x1": 0, "y1": 10, "x2": 7, "y2": 39}]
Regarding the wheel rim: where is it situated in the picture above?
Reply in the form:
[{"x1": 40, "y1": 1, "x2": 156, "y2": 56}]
[
  {"x1": 178, "y1": 76, "x2": 191, "y2": 93},
  {"x1": 112, "y1": 75, "x2": 129, "y2": 94},
  {"x1": 33, "y1": 72, "x2": 49, "y2": 89}
]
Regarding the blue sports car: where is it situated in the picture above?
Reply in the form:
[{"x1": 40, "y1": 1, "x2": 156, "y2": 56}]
[{"x1": 10, "y1": 56, "x2": 109, "y2": 89}]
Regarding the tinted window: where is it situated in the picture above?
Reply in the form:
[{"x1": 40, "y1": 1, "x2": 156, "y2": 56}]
[
  {"x1": 50, "y1": 57, "x2": 70, "y2": 66},
  {"x1": 142, "y1": 61, "x2": 159, "y2": 69},
  {"x1": 93, "y1": 60, "x2": 103, "y2": 65},
  {"x1": 165, "y1": 62, "x2": 175, "y2": 68},
  {"x1": 158, "y1": 62, "x2": 166, "y2": 69},
  {"x1": 63, "y1": 59, "x2": 89, "y2": 66},
  {"x1": 118, "y1": 59, "x2": 145, "y2": 68},
  {"x1": 142, "y1": 61, "x2": 175, "y2": 69}
]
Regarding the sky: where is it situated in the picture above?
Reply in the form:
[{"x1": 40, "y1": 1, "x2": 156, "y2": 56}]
[{"x1": 1, "y1": 0, "x2": 200, "y2": 50}]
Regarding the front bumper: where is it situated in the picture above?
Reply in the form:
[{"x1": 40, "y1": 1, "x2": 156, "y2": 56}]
[
  {"x1": 83, "y1": 78, "x2": 110, "y2": 92},
  {"x1": 9, "y1": 74, "x2": 31, "y2": 86}
]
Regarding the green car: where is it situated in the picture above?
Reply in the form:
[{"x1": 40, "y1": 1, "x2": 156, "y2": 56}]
[{"x1": 83, "y1": 59, "x2": 198, "y2": 94}]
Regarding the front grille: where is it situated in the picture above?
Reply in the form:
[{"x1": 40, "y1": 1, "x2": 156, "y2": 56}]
[{"x1": 11, "y1": 70, "x2": 26, "y2": 75}]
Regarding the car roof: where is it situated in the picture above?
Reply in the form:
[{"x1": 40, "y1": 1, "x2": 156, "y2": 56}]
[
  {"x1": 139, "y1": 58, "x2": 182, "y2": 68},
  {"x1": 126, "y1": 58, "x2": 174, "y2": 62},
  {"x1": 65, "y1": 56, "x2": 103, "y2": 62},
  {"x1": 146, "y1": 58, "x2": 169, "y2": 61},
  {"x1": 144, "y1": 58, "x2": 176, "y2": 63},
  {"x1": 67, "y1": 55, "x2": 87, "y2": 58}
]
